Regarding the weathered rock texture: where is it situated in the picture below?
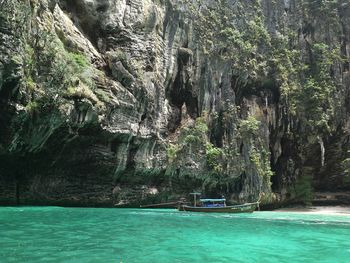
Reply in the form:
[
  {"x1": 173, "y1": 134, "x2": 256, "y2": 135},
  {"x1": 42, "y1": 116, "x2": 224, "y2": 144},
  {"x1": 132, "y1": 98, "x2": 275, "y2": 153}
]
[{"x1": 0, "y1": 0, "x2": 350, "y2": 206}]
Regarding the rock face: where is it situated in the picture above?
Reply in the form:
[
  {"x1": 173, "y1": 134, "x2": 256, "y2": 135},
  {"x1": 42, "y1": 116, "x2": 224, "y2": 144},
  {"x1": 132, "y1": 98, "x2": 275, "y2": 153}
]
[{"x1": 0, "y1": 0, "x2": 350, "y2": 207}]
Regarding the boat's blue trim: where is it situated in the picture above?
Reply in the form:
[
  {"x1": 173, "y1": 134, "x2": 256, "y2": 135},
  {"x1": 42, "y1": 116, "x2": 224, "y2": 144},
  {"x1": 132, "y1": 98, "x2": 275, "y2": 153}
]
[
  {"x1": 184, "y1": 202, "x2": 259, "y2": 209},
  {"x1": 200, "y1": 198, "x2": 226, "y2": 202}
]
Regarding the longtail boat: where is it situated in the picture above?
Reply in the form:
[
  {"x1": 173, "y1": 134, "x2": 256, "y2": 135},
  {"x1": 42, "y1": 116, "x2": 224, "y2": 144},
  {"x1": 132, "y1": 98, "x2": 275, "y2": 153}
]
[{"x1": 177, "y1": 193, "x2": 259, "y2": 213}]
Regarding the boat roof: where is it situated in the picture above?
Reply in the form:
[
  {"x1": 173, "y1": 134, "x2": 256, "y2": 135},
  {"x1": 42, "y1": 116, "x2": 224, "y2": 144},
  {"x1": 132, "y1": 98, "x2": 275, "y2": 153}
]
[{"x1": 200, "y1": 198, "x2": 226, "y2": 202}]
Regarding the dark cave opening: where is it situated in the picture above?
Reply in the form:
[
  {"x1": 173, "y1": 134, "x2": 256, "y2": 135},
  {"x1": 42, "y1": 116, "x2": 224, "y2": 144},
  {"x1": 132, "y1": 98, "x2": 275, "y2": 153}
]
[
  {"x1": 168, "y1": 71, "x2": 198, "y2": 118},
  {"x1": 210, "y1": 111, "x2": 224, "y2": 148},
  {"x1": 58, "y1": 0, "x2": 106, "y2": 48},
  {"x1": 166, "y1": 49, "x2": 198, "y2": 132}
]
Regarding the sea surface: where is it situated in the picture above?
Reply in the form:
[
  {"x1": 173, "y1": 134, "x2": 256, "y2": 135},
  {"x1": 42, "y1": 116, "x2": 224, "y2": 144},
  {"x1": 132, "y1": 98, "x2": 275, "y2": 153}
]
[{"x1": 0, "y1": 207, "x2": 349, "y2": 263}]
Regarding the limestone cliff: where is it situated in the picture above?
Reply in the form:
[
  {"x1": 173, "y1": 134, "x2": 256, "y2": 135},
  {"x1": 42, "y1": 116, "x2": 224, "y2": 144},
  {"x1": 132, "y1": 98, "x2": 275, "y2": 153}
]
[{"x1": 0, "y1": 0, "x2": 350, "y2": 206}]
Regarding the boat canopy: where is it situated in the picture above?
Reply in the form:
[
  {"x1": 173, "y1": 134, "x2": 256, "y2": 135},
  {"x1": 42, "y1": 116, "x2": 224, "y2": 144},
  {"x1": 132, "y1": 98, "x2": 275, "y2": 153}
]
[{"x1": 200, "y1": 199, "x2": 226, "y2": 202}]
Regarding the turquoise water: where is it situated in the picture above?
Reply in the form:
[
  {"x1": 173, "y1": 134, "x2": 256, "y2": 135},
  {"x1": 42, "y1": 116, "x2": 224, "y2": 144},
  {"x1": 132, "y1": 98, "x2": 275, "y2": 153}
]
[{"x1": 0, "y1": 207, "x2": 350, "y2": 263}]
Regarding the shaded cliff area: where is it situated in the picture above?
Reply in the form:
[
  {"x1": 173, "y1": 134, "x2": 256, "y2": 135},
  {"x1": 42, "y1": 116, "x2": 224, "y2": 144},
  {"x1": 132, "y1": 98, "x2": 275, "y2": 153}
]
[{"x1": 1, "y1": 0, "x2": 350, "y2": 207}]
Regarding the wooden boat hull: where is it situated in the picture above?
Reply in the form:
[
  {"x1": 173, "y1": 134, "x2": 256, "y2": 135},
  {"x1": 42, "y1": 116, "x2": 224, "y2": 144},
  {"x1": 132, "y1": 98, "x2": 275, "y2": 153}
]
[{"x1": 178, "y1": 202, "x2": 259, "y2": 213}]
